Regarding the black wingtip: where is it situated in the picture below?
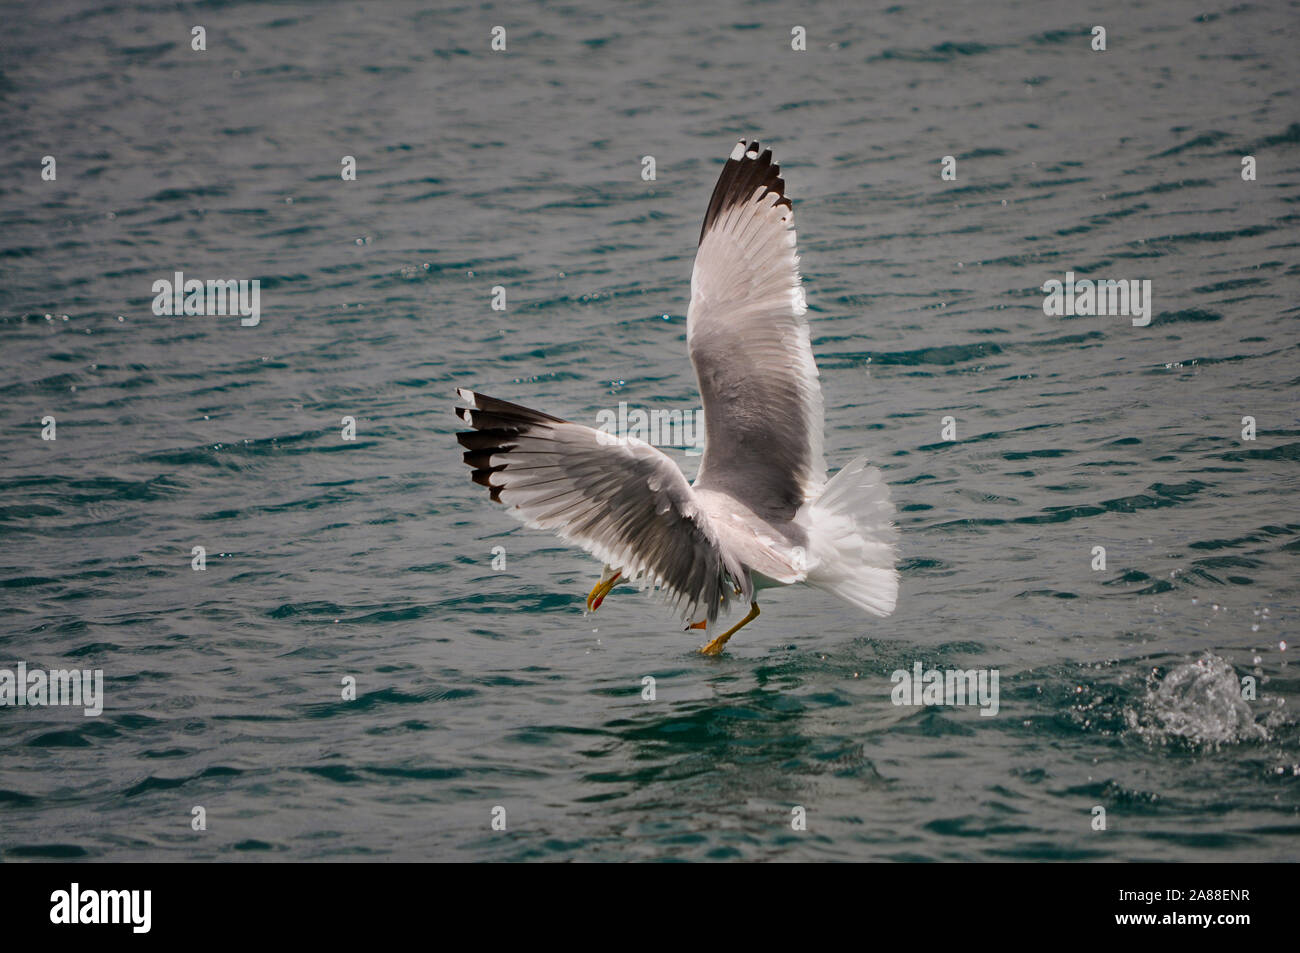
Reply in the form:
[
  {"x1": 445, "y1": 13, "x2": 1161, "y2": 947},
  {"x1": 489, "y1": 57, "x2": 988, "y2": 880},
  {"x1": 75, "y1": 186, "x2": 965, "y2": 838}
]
[
  {"x1": 699, "y1": 139, "x2": 793, "y2": 245},
  {"x1": 454, "y1": 389, "x2": 568, "y2": 426},
  {"x1": 455, "y1": 391, "x2": 568, "y2": 505}
]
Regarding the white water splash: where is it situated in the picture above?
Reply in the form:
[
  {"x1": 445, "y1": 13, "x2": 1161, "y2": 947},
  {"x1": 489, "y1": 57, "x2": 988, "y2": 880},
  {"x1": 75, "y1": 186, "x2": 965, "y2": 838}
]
[{"x1": 1127, "y1": 654, "x2": 1268, "y2": 747}]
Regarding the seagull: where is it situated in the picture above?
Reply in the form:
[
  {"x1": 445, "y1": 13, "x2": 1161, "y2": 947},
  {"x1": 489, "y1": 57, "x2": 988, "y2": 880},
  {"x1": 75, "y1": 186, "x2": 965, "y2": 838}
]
[{"x1": 456, "y1": 140, "x2": 898, "y2": 654}]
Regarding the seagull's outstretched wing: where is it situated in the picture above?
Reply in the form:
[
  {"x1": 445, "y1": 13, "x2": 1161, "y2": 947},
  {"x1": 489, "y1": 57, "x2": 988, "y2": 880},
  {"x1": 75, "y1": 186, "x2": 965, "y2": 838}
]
[
  {"x1": 454, "y1": 389, "x2": 749, "y2": 622},
  {"x1": 687, "y1": 140, "x2": 826, "y2": 523}
]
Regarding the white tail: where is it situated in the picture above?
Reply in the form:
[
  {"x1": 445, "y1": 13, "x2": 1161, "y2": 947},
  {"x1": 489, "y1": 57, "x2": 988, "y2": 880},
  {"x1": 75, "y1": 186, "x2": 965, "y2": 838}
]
[{"x1": 802, "y1": 456, "x2": 899, "y2": 617}]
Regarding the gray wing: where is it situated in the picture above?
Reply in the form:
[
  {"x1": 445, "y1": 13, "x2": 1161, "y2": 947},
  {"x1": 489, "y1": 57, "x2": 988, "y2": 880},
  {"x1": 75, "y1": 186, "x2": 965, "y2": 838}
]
[
  {"x1": 687, "y1": 140, "x2": 826, "y2": 523},
  {"x1": 455, "y1": 389, "x2": 750, "y2": 623}
]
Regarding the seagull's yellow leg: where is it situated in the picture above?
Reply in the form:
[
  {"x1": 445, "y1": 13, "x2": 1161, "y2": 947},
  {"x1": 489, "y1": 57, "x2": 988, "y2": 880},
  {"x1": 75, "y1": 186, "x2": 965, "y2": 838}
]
[
  {"x1": 586, "y1": 569, "x2": 622, "y2": 611},
  {"x1": 699, "y1": 602, "x2": 759, "y2": 656}
]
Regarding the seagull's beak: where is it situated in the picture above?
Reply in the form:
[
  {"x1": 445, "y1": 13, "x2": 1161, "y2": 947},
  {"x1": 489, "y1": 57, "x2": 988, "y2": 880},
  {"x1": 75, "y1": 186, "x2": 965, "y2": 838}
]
[{"x1": 586, "y1": 568, "x2": 622, "y2": 611}]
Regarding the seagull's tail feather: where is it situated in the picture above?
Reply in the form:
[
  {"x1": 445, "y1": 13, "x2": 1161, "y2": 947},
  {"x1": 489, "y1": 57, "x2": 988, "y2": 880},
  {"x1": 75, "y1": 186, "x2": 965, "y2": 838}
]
[{"x1": 802, "y1": 456, "x2": 899, "y2": 618}]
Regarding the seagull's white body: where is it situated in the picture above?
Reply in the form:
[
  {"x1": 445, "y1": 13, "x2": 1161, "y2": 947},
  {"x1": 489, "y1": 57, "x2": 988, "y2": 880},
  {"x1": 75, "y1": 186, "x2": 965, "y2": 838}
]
[{"x1": 457, "y1": 140, "x2": 898, "y2": 648}]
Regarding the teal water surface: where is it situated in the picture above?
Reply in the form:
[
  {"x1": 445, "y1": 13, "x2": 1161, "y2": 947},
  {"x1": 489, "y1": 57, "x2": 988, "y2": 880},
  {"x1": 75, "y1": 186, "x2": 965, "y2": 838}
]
[{"x1": 0, "y1": 0, "x2": 1298, "y2": 861}]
